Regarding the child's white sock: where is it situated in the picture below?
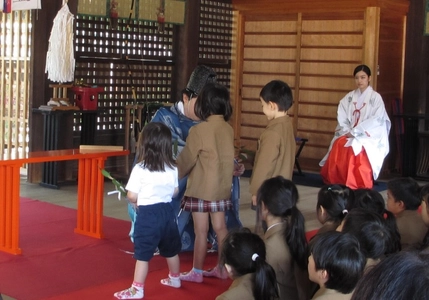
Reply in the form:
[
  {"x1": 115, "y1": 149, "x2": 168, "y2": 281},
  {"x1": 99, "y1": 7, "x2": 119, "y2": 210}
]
[
  {"x1": 114, "y1": 281, "x2": 144, "y2": 299},
  {"x1": 160, "y1": 273, "x2": 181, "y2": 288}
]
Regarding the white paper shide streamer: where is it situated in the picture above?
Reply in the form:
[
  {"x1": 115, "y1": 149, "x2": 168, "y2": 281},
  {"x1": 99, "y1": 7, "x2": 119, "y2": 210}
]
[{"x1": 45, "y1": 2, "x2": 75, "y2": 83}]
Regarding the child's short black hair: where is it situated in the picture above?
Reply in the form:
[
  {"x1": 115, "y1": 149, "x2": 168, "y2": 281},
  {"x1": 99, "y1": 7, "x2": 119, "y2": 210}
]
[
  {"x1": 194, "y1": 82, "x2": 232, "y2": 121},
  {"x1": 353, "y1": 188, "x2": 385, "y2": 214},
  {"x1": 351, "y1": 250, "x2": 429, "y2": 300},
  {"x1": 260, "y1": 80, "x2": 293, "y2": 111},
  {"x1": 387, "y1": 177, "x2": 420, "y2": 210},
  {"x1": 310, "y1": 231, "x2": 365, "y2": 294}
]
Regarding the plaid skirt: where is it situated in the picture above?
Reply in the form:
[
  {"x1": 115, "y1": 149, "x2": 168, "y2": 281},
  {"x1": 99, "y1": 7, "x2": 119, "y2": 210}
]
[{"x1": 181, "y1": 196, "x2": 232, "y2": 213}]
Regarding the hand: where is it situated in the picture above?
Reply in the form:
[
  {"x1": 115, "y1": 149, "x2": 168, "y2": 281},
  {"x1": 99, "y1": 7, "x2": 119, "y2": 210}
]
[
  {"x1": 127, "y1": 198, "x2": 138, "y2": 209},
  {"x1": 233, "y1": 163, "x2": 245, "y2": 177},
  {"x1": 252, "y1": 195, "x2": 257, "y2": 206}
]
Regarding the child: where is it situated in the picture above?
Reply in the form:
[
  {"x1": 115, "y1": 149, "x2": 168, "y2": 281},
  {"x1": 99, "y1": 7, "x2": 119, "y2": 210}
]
[
  {"x1": 341, "y1": 208, "x2": 401, "y2": 271},
  {"x1": 114, "y1": 122, "x2": 182, "y2": 299},
  {"x1": 386, "y1": 177, "x2": 426, "y2": 247},
  {"x1": 308, "y1": 231, "x2": 365, "y2": 300},
  {"x1": 351, "y1": 250, "x2": 429, "y2": 300},
  {"x1": 216, "y1": 228, "x2": 279, "y2": 300},
  {"x1": 256, "y1": 176, "x2": 314, "y2": 300},
  {"x1": 352, "y1": 188, "x2": 400, "y2": 247},
  {"x1": 419, "y1": 183, "x2": 429, "y2": 249},
  {"x1": 177, "y1": 83, "x2": 235, "y2": 282},
  {"x1": 316, "y1": 184, "x2": 354, "y2": 233},
  {"x1": 249, "y1": 80, "x2": 296, "y2": 206}
]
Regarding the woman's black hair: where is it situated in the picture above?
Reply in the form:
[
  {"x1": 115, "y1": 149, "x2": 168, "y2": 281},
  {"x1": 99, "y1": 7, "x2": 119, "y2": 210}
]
[
  {"x1": 193, "y1": 83, "x2": 232, "y2": 121},
  {"x1": 256, "y1": 176, "x2": 308, "y2": 269},
  {"x1": 135, "y1": 122, "x2": 176, "y2": 172},
  {"x1": 220, "y1": 228, "x2": 279, "y2": 300},
  {"x1": 387, "y1": 177, "x2": 421, "y2": 210},
  {"x1": 259, "y1": 80, "x2": 293, "y2": 111},
  {"x1": 351, "y1": 250, "x2": 429, "y2": 300},
  {"x1": 310, "y1": 231, "x2": 365, "y2": 294},
  {"x1": 342, "y1": 208, "x2": 401, "y2": 259},
  {"x1": 317, "y1": 184, "x2": 354, "y2": 226},
  {"x1": 353, "y1": 64, "x2": 371, "y2": 77},
  {"x1": 353, "y1": 188, "x2": 400, "y2": 246}
]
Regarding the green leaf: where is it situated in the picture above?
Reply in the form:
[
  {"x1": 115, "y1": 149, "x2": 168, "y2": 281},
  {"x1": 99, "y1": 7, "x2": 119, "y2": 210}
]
[{"x1": 100, "y1": 167, "x2": 127, "y2": 198}]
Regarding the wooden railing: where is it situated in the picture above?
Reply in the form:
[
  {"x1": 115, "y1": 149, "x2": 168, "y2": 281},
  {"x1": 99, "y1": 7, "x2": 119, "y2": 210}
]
[{"x1": 0, "y1": 148, "x2": 129, "y2": 255}]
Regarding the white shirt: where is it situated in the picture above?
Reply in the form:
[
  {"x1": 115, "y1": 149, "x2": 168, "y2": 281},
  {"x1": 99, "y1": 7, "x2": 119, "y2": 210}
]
[{"x1": 126, "y1": 163, "x2": 178, "y2": 206}]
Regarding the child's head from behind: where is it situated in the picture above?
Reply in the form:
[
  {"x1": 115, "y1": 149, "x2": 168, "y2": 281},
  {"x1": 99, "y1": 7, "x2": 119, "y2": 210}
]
[
  {"x1": 420, "y1": 183, "x2": 429, "y2": 227},
  {"x1": 194, "y1": 82, "x2": 232, "y2": 122},
  {"x1": 353, "y1": 188, "x2": 385, "y2": 214},
  {"x1": 341, "y1": 208, "x2": 401, "y2": 259},
  {"x1": 136, "y1": 122, "x2": 175, "y2": 172},
  {"x1": 256, "y1": 176, "x2": 308, "y2": 269},
  {"x1": 386, "y1": 177, "x2": 420, "y2": 215},
  {"x1": 260, "y1": 80, "x2": 293, "y2": 114},
  {"x1": 257, "y1": 176, "x2": 298, "y2": 220},
  {"x1": 317, "y1": 184, "x2": 354, "y2": 225},
  {"x1": 221, "y1": 228, "x2": 266, "y2": 277},
  {"x1": 308, "y1": 231, "x2": 365, "y2": 294},
  {"x1": 351, "y1": 250, "x2": 429, "y2": 300},
  {"x1": 220, "y1": 228, "x2": 278, "y2": 300}
]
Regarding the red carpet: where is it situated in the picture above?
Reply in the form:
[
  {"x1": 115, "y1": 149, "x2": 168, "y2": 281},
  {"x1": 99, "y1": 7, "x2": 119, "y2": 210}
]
[{"x1": 0, "y1": 198, "x2": 231, "y2": 300}]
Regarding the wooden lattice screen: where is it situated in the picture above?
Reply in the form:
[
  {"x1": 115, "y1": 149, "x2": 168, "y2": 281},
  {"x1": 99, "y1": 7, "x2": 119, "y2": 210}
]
[
  {"x1": 74, "y1": 1, "x2": 232, "y2": 141},
  {"x1": 0, "y1": 11, "x2": 31, "y2": 160},
  {"x1": 199, "y1": 0, "x2": 233, "y2": 88},
  {"x1": 74, "y1": 16, "x2": 174, "y2": 135}
]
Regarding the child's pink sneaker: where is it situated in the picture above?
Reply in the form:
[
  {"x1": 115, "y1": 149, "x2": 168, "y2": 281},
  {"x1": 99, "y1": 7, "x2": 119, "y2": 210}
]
[
  {"x1": 203, "y1": 266, "x2": 228, "y2": 279},
  {"x1": 179, "y1": 270, "x2": 203, "y2": 283}
]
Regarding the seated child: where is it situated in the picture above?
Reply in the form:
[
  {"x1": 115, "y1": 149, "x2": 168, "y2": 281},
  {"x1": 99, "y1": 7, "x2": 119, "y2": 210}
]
[
  {"x1": 352, "y1": 188, "x2": 401, "y2": 247},
  {"x1": 386, "y1": 177, "x2": 426, "y2": 247},
  {"x1": 308, "y1": 231, "x2": 365, "y2": 300},
  {"x1": 256, "y1": 176, "x2": 314, "y2": 300},
  {"x1": 341, "y1": 208, "x2": 401, "y2": 271},
  {"x1": 216, "y1": 228, "x2": 279, "y2": 300},
  {"x1": 419, "y1": 183, "x2": 429, "y2": 250},
  {"x1": 316, "y1": 184, "x2": 354, "y2": 233},
  {"x1": 351, "y1": 250, "x2": 429, "y2": 300}
]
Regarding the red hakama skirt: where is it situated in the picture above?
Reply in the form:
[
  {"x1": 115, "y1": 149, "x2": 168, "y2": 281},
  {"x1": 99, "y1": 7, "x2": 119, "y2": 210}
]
[{"x1": 320, "y1": 136, "x2": 373, "y2": 189}]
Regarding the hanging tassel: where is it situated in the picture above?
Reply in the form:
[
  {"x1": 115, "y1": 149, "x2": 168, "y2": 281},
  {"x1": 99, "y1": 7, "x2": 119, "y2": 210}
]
[{"x1": 45, "y1": 2, "x2": 75, "y2": 83}]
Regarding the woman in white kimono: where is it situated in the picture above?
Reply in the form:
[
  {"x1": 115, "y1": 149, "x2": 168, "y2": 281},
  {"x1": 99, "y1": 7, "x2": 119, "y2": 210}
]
[{"x1": 319, "y1": 64, "x2": 391, "y2": 189}]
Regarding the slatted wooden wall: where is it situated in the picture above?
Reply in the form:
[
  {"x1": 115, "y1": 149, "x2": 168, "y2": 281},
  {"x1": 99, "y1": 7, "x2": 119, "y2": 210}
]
[
  {"x1": 236, "y1": 12, "x2": 365, "y2": 162},
  {"x1": 232, "y1": 1, "x2": 408, "y2": 173},
  {"x1": 0, "y1": 11, "x2": 31, "y2": 160}
]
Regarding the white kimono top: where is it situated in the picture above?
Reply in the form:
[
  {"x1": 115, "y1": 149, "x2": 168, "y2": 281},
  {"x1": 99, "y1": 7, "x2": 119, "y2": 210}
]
[{"x1": 319, "y1": 86, "x2": 391, "y2": 180}]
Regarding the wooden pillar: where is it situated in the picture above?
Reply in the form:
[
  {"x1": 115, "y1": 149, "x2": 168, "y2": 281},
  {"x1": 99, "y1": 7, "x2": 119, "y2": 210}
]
[
  {"x1": 171, "y1": 0, "x2": 201, "y2": 101},
  {"x1": 403, "y1": 0, "x2": 429, "y2": 114},
  {"x1": 363, "y1": 7, "x2": 380, "y2": 90}
]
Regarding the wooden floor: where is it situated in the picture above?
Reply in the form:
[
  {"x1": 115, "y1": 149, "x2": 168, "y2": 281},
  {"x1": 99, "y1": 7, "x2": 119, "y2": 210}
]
[{"x1": 18, "y1": 174, "x2": 388, "y2": 234}]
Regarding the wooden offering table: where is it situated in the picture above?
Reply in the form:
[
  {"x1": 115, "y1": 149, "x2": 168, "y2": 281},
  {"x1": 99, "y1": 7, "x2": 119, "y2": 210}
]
[{"x1": 0, "y1": 148, "x2": 129, "y2": 255}]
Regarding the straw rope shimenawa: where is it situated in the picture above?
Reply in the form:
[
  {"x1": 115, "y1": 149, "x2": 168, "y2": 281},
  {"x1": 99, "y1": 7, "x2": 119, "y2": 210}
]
[{"x1": 45, "y1": 0, "x2": 75, "y2": 83}]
